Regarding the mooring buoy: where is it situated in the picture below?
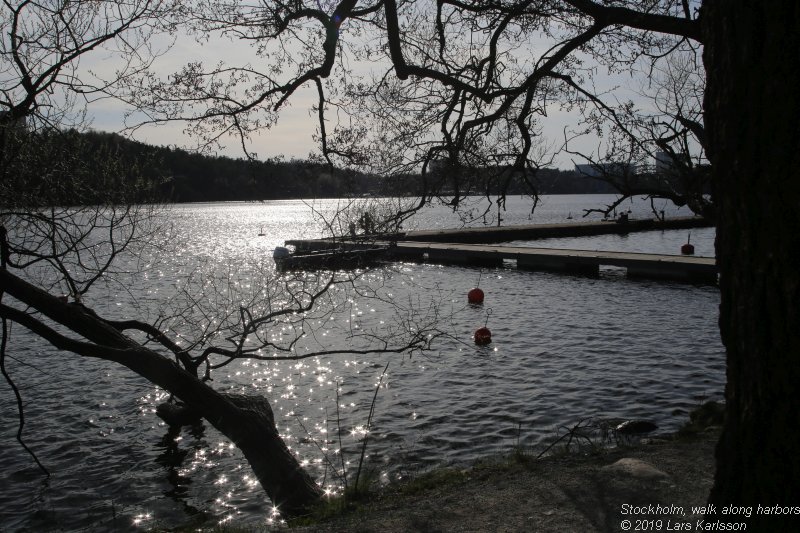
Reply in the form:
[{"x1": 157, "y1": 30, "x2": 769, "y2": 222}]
[
  {"x1": 468, "y1": 287, "x2": 485, "y2": 304},
  {"x1": 474, "y1": 326, "x2": 492, "y2": 345}
]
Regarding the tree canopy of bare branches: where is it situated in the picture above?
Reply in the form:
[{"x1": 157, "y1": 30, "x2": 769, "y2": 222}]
[{"x1": 117, "y1": 1, "x2": 705, "y2": 215}]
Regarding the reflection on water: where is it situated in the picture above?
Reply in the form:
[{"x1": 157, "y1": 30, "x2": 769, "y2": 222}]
[{"x1": 0, "y1": 196, "x2": 724, "y2": 530}]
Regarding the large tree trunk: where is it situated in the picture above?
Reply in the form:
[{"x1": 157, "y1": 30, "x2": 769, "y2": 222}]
[
  {"x1": 0, "y1": 267, "x2": 322, "y2": 517},
  {"x1": 703, "y1": 1, "x2": 800, "y2": 527}
]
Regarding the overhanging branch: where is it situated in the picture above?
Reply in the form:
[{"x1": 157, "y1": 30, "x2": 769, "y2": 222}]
[{"x1": 565, "y1": 0, "x2": 702, "y2": 42}]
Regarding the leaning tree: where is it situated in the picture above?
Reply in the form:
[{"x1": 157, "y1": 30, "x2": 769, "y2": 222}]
[
  {"x1": 1, "y1": 0, "x2": 450, "y2": 519},
  {"x1": 121, "y1": 0, "x2": 799, "y2": 527}
]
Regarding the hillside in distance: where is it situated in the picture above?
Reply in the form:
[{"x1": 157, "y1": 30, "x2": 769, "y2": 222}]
[{"x1": 22, "y1": 129, "x2": 617, "y2": 202}]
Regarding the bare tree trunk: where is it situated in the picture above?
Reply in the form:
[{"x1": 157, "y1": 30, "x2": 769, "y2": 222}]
[
  {"x1": 0, "y1": 267, "x2": 322, "y2": 516},
  {"x1": 122, "y1": 364, "x2": 324, "y2": 516},
  {"x1": 703, "y1": 1, "x2": 800, "y2": 527}
]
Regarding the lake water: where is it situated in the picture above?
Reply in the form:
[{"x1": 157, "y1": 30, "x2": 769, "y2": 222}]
[{"x1": 0, "y1": 195, "x2": 724, "y2": 531}]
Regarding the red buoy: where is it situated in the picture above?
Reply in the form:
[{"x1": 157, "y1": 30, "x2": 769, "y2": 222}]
[
  {"x1": 681, "y1": 233, "x2": 695, "y2": 255},
  {"x1": 468, "y1": 287, "x2": 485, "y2": 304},
  {"x1": 474, "y1": 326, "x2": 492, "y2": 345}
]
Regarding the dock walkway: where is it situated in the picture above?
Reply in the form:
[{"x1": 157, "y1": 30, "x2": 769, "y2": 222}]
[
  {"x1": 286, "y1": 216, "x2": 711, "y2": 252},
  {"x1": 283, "y1": 216, "x2": 717, "y2": 283},
  {"x1": 388, "y1": 242, "x2": 717, "y2": 283},
  {"x1": 399, "y1": 215, "x2": 711, "y2": 244}
]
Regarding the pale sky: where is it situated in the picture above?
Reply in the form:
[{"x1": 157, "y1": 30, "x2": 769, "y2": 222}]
[
  {"x1": 83, "y1": 31, "x2": 327, "y2": 162},
  {"x1": 78, "y1": 14, "x2": 686, "y2": 172}
]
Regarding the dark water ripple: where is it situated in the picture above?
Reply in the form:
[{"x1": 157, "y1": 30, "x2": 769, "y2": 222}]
[{"x1": 0, "y1": 196, "x2": 724, "y2": 531}]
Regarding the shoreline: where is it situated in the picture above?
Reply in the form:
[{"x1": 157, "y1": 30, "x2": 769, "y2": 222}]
[{"x1": 289, "y1": 427, "x2": 720, "y2": 532}]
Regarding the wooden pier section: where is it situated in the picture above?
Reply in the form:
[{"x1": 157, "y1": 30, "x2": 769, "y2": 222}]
[
  {"x1": 399, "y1": 216, "x2": 711, "y2": 244},
  {"x1": 388, "y1": 242, "x2": 717, "y2": 283},
  {"x1": 283, "y1": 217, "x2": 717, "y2": 283},
  {"x1": 287, "y1": 216, "x2": 712, "y2": 252}
]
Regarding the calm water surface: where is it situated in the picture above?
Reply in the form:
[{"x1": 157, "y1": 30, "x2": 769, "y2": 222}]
[{"x1": 0, "y1": 195, "x2": 724, "y2": 531}]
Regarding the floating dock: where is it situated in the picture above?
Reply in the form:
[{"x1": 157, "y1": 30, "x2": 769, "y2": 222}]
[
  {"x1": 286, "y1": 216, "x2": 711, "y2": 252},
  {"x1": 283, "y1": 216, "x2": 717, "y2": 283},
  {"x1": 399, "y1": 216, "x2": 711, "y2": 244},
  {"x1": 388, "y1": 242, "x2": 717, "y2": 283}
]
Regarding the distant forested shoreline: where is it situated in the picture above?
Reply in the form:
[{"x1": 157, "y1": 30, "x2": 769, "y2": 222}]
[{"x1": 13, "y1": 129, "x2": 619, "y2": 203}]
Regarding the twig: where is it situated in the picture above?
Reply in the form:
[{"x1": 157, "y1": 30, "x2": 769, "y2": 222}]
[
  {"x1": 1, "y1": 317, "x2": 50, "y2": 477},
  {"x1": 353, "y1": 361, "x2": 390, "y2": 492},
  {"x1": 536, "y1": 417, "x2": 591, "y2": 459},
  {"x1": 0, "y1": 225, "x2": 49, "y2": 476},
  {"x1": 293, "y1": 413, "x2": 345, "y2": 487},
  {"x1": 335, "y1": 381, "x2": 347, "y2": 494}
]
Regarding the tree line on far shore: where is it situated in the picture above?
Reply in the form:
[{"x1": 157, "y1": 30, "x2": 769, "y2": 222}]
[{"x1": 8, "y1": 128, "x2": 620, "y2": 204}]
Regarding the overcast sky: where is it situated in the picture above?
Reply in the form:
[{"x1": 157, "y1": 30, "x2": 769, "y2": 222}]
[{"x1": 76, "y1": 13, "x2": 668, "y2": 171}]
